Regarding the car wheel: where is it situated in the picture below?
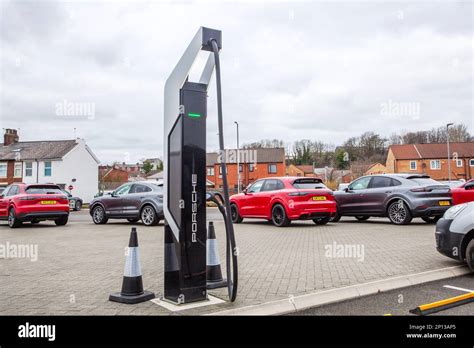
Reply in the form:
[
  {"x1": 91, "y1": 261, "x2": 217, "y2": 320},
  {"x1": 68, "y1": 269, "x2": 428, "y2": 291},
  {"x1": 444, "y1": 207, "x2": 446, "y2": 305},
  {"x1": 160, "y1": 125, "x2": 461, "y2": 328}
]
[
  {"x1": 421, "y1": 216, "x2": 441, "y2": 224},
  {"x1": 387, "y1": 200, "x2": 412, "y2": 225},
  {"x1": 230, "y1": 204, "x2": 243, "y2": 223},
  {"x1": 331, "y1": 210, "x2": 341, "y2": 222},
  {"x1": 313, "y1": 217, "x2": 331, "y2": 225},
  {"x1": 92, "y1": 205, "x2": 108, "y2": 224},
  {"x1": 8, "y1": 208, "x2": 22, "y2": 228},
  {"x1": 355, "y1": 216, "x2": 370, "y2": 221},
  {"x1": 74, "y1": 200, "x2": 82, "y2": 211},
  {"x1": 466, "y1": 239, "x2": 474, "y2": 272},
  {"x1": 271, "y1": 204, "x2": 291, "y2": 227},
  {"x1": 127, "y1": 218, "x2": 140, "y2": 223},
  {"x1": 141, "y1": 205, "x2": 159, "y2": 226},
  {"x1": 55, "y1": 215, "x2": 68, "y2": 226}
]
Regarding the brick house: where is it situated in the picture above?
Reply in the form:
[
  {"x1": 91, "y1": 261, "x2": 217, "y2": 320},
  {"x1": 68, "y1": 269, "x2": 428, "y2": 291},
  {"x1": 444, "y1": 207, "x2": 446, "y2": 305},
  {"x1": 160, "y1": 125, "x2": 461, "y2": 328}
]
[
  {"x1": 365, "y1": 162, "x2": 387, "y2": 175},
  {"x1": 287, "y1": 164, "x2": 315, "y2": 177},
  {"x1": 206, "y1": 148, "x2": 285, "y2": 191},
  {"x1": 386, "y1": 142, "x2": 474, "y2": 180},
  {"x1": 99, "y1": 165, "x2": 130, "y2": 190}
]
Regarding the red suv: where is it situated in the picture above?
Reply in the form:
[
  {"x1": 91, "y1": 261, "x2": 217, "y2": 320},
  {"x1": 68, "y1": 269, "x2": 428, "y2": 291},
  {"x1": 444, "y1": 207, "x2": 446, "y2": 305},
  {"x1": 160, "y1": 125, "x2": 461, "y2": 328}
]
[
  {"x1": 451, "y1": 179, "x2": 474, "y2": 205},
  {"x1": 0, "y1": 183, "x2": 69, "y2": 228},
  {"x1": 230, "y1": 177, "x2": 337, "y2": 227}
]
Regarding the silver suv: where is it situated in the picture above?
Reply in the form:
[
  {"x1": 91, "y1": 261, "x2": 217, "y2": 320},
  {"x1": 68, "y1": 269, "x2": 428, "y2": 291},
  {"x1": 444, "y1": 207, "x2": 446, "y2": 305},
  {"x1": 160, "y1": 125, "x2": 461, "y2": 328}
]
[{"x1": 332, "y1": 174, "x2": 452, "y2": 225}]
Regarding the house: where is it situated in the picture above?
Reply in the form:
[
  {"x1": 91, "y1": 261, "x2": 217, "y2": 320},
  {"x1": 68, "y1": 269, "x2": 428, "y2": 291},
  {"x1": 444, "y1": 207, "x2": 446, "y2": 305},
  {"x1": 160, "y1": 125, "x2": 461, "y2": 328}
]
[
  {"x1": 287, "y1": 164, "x2": 315, "y2": 177},
  {"x1": 114, "y1": 162, "x2": 142, "y2": 174},
  {"x1": 145, "y1": 171, "x2": 163, "y2": 182},
  {"x1": 206, "y1": 148, "x2": 286, "y2": 192},
  {"x1": 142, "y1": 157, "x2": 163, "y2": 171},
  {"x1": 386, "y1": 142, "x2": 474, "y2": 180},
  {"x1": 365, "y1": 162, "x2": 387, "y2": 175},
  {"x1": 0, "y1": 129, "x2": 99, "y2": 202},
  {"x1": 99, "y1": 166, "x2": 130, "y2": 191}
]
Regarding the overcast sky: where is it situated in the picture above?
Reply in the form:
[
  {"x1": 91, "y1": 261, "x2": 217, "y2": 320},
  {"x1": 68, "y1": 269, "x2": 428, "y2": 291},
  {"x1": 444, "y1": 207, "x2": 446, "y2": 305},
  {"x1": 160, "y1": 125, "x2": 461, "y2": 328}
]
[{"x1": 1, "y1": 0, "x2": 472, "y2": 164}]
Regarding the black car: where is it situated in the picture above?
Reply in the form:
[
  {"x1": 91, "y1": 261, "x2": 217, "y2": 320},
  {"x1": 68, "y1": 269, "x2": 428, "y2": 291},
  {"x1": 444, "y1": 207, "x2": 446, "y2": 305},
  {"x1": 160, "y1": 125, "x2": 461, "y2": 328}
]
[
  {"x1": 61, "y1": 189, "x2": 83, "y2": 211},
  {"x1": 89, "y1": 181, "x2": 163, "y2": 226},
  {"x1": 332, "y1": 174, "x2": 452, "y2": 225}
]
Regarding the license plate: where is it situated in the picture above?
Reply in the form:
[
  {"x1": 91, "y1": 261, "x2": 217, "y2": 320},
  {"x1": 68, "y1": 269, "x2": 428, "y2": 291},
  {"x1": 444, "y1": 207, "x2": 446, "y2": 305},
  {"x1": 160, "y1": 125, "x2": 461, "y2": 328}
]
[
  {"x1": 41, "y1": 200, "x2": 57, "y2": 205},
  {"x1": 438, "y1": 201, "x2": 450, "y2": 206},
  {"x1": 312, "y1": 196, "x2": 327, "y2": 201}
]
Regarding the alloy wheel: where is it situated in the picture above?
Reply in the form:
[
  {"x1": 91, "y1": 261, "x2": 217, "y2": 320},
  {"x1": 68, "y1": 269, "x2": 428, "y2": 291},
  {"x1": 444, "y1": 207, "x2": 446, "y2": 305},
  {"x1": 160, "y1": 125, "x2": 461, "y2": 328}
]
[
  {"x1": 388, "y1": 202, "x2": 406, "y2": 224},
  {"x1": 141, "y1": 206, "x2": 155, "y2": 225},
  {"x1": 8, "y1": 210, "x2": 15, "y2": 227},
  {"x1": 272, "y1": 206, "x2": 284, "y2": 225},
  {"x1": 93, "y1": 206, "x2": 104, "y2": 223}
]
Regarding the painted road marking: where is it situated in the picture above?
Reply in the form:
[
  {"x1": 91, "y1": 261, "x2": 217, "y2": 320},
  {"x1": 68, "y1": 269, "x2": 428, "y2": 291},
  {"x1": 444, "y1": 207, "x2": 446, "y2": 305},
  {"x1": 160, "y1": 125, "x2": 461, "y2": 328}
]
[{"x1": 443, "y1": 285, "x2": 474, "y2": 293}]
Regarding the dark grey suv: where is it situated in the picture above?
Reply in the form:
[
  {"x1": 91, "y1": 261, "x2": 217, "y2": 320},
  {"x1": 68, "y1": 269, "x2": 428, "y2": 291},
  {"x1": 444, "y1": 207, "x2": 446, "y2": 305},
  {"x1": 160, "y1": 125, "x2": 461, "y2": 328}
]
[
  {"x1": 89, "y1": 182, "x2": 163, "y2": 226},
  {"x1": 332, "y1": 174, "x2": 452, "y2": 225}
]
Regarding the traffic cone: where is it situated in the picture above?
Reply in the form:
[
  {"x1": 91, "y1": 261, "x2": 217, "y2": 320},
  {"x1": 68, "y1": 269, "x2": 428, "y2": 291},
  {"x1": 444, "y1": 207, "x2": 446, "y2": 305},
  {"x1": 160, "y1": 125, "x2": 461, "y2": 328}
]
[
  {"x1": 109, "y1": 227, "x2": 155, "y2": 304},
  {"x1": 206, "y1": 221, "x2": 227, "y2": 289}
]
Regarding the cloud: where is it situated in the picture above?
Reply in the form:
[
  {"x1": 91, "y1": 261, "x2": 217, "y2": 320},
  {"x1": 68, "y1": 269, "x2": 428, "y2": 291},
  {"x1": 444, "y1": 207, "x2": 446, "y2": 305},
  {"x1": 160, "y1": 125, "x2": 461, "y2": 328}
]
[{"x1": 0, "y1": 0, "x2": 472, "y2": 163}]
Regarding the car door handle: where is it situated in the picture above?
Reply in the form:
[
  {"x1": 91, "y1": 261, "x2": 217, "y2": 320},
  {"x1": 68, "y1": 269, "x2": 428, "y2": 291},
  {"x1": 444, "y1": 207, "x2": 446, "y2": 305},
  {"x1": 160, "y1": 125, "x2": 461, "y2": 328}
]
[{"x1": 385, "y1": 191, "x2": 392, "y2": 194}]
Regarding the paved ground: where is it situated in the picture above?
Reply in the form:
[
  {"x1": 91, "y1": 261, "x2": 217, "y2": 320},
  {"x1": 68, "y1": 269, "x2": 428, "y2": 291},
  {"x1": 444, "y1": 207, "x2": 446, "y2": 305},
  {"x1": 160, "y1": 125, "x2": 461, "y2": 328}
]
[
  {"x1": 293, "y1": 274, "x2": 474, "y2": 315},
  {"x1": 0, "y1": 209, "x2": 462, "y2": 315}
]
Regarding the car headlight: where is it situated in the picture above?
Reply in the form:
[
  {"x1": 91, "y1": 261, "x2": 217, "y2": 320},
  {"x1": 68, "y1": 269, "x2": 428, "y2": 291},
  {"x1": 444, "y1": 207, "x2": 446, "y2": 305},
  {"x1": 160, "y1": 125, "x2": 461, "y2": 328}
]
[{"x1": 443, "y1": 203, "x2": 468, "y2": 220}]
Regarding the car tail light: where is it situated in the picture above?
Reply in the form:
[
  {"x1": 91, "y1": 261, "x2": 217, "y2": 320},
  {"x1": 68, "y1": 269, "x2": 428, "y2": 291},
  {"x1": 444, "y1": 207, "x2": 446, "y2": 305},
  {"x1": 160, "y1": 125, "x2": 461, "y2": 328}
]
[
  {"x1": 19, "y1": 196, "x2": 37, "y2": 201},
  {"x1": 288, "y1": 192, "x2": 308, "y2": 196},
  {"x1": 410, "y1": 187, "x2": 432, "y2": 192}
]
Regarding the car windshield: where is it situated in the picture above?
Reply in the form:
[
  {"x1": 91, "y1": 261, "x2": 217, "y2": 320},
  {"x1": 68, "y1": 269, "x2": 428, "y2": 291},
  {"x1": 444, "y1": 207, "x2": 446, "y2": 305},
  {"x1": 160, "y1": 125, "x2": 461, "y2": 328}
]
[
  {"x1": 293, "y1": 179, "x2": 327, "y2": 189},
  {"x1": 26, "y1": 186, "x2": 63, "y2": 194}
]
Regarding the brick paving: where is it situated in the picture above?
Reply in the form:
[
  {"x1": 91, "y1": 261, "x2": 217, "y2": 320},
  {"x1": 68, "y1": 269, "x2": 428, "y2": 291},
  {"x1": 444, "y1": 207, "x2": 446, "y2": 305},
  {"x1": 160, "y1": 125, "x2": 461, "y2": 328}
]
[{"x1": 0, "y1": 210, "x2": 459, "y2": 315}]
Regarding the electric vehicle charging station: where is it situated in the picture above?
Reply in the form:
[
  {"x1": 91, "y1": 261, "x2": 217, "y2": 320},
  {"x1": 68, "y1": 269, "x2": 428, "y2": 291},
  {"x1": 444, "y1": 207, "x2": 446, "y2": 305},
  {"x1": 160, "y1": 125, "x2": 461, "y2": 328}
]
[{"x1": 163, "y1": 27, "x2": 238, "y2": 305}]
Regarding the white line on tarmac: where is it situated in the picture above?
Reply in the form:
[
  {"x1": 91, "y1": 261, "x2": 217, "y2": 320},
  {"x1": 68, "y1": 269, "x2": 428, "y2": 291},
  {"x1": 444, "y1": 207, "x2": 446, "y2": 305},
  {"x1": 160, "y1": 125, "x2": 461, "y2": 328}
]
[{"x1": 443, "y1": 285, "x2": 474, "y2": 293}]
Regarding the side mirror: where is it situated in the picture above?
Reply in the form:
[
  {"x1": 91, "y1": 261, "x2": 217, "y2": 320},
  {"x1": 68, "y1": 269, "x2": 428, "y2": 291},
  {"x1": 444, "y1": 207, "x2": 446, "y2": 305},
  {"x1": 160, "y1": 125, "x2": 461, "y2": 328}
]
[
  {"x1": 243, "y1": 188, "x2": 248, "y2": 195},
  {"x1": 344, "y1": 188, "x2": 349, "y2": 192},
  {"x1": 111, "y1": 191, "x2": 118, "y2": 197}
]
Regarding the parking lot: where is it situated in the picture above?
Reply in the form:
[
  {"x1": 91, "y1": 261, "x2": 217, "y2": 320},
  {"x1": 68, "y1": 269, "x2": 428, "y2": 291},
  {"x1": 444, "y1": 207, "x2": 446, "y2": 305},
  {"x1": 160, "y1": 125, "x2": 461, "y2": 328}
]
[{"x1": 0, "y1": 208, "x2": 465, "y2": 315}]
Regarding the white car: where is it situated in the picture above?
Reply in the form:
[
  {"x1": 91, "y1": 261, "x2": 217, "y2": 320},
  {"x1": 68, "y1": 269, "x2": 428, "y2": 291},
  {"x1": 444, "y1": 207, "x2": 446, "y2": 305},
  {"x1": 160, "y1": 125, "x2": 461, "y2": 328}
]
[{"x1": 435, "y1": 202, "x2": 474, "y2": 271}]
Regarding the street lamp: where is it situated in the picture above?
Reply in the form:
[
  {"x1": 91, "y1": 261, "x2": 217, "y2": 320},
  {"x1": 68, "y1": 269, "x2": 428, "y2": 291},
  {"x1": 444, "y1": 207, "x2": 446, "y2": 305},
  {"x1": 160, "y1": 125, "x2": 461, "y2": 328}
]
[
  {"x1": 234, "y1": 121, "x2": 240, "y2": 193},
  {"x1": 447, "y1": 123, "x2": 454, "y2": 182}
]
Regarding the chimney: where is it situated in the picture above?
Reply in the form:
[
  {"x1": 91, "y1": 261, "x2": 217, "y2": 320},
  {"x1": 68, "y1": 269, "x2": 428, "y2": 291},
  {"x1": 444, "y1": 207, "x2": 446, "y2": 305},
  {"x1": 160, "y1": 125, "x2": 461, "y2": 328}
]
[{"x1": 3, "y1": 129, "x2": 19, "y2": 146}]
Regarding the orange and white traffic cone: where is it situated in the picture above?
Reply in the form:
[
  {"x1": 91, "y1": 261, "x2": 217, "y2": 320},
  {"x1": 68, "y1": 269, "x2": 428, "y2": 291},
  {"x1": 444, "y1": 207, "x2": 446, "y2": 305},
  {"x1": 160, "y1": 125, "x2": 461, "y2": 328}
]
[
  {"x1": 109, "y1": 227, "x2": 155, "y2": 304},
  {"x1": 206, "y1": 221, "x2": 227, "y2": 289}
]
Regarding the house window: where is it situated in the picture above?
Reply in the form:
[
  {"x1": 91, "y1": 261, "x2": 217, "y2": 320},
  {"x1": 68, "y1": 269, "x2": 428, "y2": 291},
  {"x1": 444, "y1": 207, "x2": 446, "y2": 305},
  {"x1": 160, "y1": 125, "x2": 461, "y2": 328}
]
[
  {"x1": 0, "y1": 163, "x2": 7, "y2": 178},
  {"x1": 430, "y1": 160, "x2": 441, "y2": 170},
  {"x1": 14, "y1": 162, "x2": 22, "y2": 178},
  {"x1": 239, "y1": 164, "x2": 243, "y2": 173},
  {"x1": 25, "y1": 162, "x2": 33, "y2": 177},
  {"x1": 44, "y1": 161, "x2": 52, "y2": 176},
  {"x1": 268, "y1": 164, "x2": 277, "y2": 174},
  {"x1": 456, "y1": 159, "x2": 463, "y2": 168},
  {"x1": 207, "y1": 167, "x2": 215, "y2": 176},
  {"x1": 470, "y1": 159, "x2": 474, "y2": 167},
  {"x1": 249, "y1": 163, "x2": 255, "y2": 172},
  {"x1": 409, "y1": 161, "x2": 417, "y2": 170}
]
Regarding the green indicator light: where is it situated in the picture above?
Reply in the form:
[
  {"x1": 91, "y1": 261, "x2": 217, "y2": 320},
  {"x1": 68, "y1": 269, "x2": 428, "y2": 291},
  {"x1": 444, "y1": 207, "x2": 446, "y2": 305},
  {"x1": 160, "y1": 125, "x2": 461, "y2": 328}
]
[{"x1": 188, "y1": 112, "x2": 202, "y2": 118}]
